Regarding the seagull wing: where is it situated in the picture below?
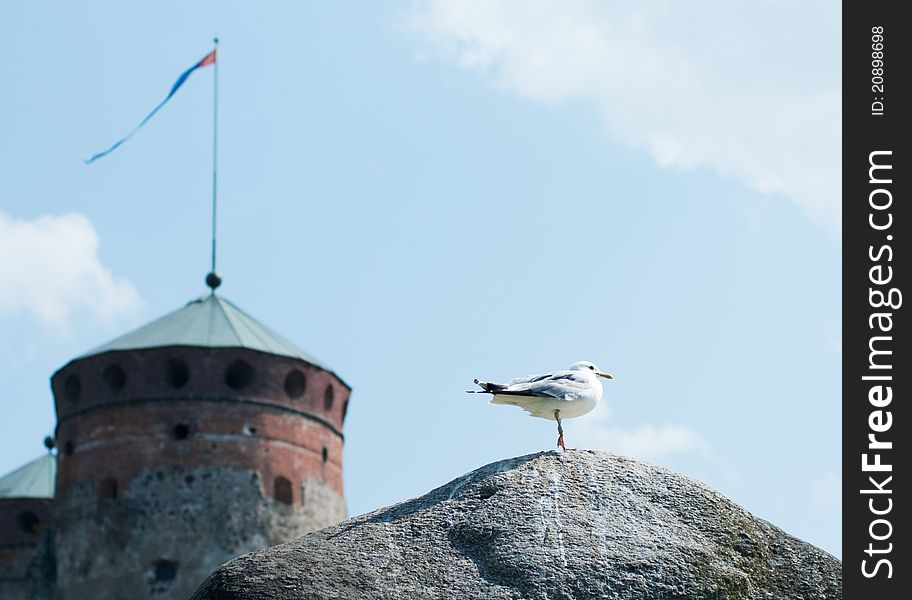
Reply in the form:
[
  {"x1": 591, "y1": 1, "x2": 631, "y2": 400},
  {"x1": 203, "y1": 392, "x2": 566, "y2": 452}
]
[{"x1": 498, "y1": 370, "x2": 586, "y2": 399}]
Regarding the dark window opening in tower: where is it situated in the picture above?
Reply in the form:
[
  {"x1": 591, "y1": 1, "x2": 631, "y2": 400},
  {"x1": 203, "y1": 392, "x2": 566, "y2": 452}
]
[
  {"x1": 102, "y1": 364, "x2": 127, "y2": 391},
  {"x1": 153, "y1": 560, "x2": 178, "y2": 582},
  {"x1": 64, "y1": 441, "x2": 74, "y2": 456},
  {"x1": 244, "y1": 424, "x2": 257, "y2": 436},
  {"x1": 342, "y1": 399, "x2": 349, "y2": 421},
  {"x1": 284, "y1": 369, "x2": 307, "y2": 399},
  {"x1": 17, "y1": 511, "x2": 40, "y2": 534},
  {"x1": 173, "y1": 423, "x2": 190, "y2": 440},
  {"x1": 98, "y1": 478, "x2": 118, "y2": 500},
  {"x1": 64, "y1": 374, "x2": 81, "y2": 402},
  {"x1": 322, "y1": 447, "x2": 328, "y2": 463},
  {"x1": 324, "y1": 384, "x2": 334, "y2": 410},
  {"x1": 274, "y1": 476, "x2": 293, "y2": 505},
  {"x1": 165, "y1": 358, "x2": 190, "y2": 389},
  {"x1": 225, "y1": 359, "x2": 255, "y2": 390}
]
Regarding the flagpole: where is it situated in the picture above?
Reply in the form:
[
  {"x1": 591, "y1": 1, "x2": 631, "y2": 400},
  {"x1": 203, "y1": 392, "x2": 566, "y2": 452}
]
[{"x1": 207, "y1": 37, "x2": 221, "y2": 293}]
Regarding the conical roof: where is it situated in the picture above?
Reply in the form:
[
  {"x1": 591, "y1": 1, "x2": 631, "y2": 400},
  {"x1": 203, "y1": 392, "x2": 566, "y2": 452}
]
[
  {"x1": 0, "y1": 454, "x2": 55, "y2": 499},
  {"x1": 83, "y1": 294, "x2": 331, "y2": 372}
]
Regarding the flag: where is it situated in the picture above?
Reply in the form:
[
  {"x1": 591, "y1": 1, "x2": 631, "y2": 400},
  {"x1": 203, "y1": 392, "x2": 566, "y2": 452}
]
[{"x1": 85, "y1": 48, "x2": 217, "y2": 164}]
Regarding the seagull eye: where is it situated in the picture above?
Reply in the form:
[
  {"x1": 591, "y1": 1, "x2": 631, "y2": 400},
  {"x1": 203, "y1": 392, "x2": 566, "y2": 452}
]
[{"x1": 589, "y1": 365, "x2": 594, "y2": 370}]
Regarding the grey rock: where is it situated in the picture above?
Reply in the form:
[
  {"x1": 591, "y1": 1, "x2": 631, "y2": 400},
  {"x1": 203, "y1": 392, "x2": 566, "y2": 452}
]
[{"x1": 192, "y1": 451, "x2": 841, "y2": 599}]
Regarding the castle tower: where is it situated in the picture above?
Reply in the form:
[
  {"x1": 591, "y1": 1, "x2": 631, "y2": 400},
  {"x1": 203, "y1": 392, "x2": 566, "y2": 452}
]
[
  {"x1": 50, "y1": 293, "x2": 350, "y2": 599},
  {"x1": 0, "y1": 455, "x2": 56, "y2": 600}
]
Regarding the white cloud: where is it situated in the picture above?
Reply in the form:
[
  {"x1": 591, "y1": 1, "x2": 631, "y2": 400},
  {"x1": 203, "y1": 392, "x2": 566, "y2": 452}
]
[
  {"x1": 0, "y1": 211, "x2": 141, "y2": 329},
  {"x1": 404, "y1": 0, "x2": 840, "y2": 232},
  {"x1": 572, "y1": 402, "x2": 710, "y2": 461}
]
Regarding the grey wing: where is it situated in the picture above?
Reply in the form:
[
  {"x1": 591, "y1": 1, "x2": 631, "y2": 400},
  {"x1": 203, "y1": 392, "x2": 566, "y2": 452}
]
[
  {"x1": 502, "y1": 369, "x2": 573, "y2": 386},
  {"x1": 501, "y1": 370, "x2": 585, "y2": 399}
]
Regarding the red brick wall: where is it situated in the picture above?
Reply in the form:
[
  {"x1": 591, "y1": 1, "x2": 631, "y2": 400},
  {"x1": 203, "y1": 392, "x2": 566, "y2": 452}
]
[{"x1": 52, "y1": 347, "x2": 349, "y2": 499}]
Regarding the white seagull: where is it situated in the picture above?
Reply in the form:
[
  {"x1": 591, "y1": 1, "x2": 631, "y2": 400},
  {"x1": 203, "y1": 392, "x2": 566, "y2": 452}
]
[{"x1": 469, "y1": 361, "x2": 613, "y2": 450}]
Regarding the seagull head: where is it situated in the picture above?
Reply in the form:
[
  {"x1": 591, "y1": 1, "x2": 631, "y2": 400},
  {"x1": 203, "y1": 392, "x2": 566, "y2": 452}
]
[{"x1": 569, "y1": 360, "x2": 614, "y2": 379}]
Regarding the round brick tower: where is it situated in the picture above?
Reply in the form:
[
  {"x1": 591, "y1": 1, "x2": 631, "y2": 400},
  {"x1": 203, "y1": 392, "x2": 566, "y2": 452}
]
[
  {"x1": 0, "y1": 455, "x2": 56, "y2": 600},
  {"x1": 50, "y1": 294, "x2": 350, "y2": 599}
]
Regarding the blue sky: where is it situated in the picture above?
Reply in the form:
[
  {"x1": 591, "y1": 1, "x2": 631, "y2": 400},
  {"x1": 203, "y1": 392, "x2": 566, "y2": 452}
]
[{"x1": 0, "y1": 1, "x2": 840, "y2": 556}]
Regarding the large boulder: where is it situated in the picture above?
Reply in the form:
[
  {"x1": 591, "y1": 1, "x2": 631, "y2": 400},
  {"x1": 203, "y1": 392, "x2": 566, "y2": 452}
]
[{"x1": 192, "y1": 451, "x2": 841, "y2": 599}]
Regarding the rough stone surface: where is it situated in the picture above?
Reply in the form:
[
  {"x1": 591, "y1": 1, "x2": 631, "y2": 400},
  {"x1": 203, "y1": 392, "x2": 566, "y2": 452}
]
[
  {"x1": 54, "y1": 466, "x2": 345, "y2": 599},
  {"x1": 193, "y1": 451, "x2": 841, "y2": 600}
]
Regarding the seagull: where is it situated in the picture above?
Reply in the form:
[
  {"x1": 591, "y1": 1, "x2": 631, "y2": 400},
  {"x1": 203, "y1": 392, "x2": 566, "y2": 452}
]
[{"x1": 468, "y1": 361, "x2": 613, "y2": 450}]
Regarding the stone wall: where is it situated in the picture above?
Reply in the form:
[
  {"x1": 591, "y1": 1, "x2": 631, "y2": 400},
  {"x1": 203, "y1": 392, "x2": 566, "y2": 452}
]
[{"x1": 54, "y1": 466, "x2": 343, "y2": 599}]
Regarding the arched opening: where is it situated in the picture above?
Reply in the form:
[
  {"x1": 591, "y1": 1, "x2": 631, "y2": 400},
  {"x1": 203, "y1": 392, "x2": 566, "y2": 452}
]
[
  {"x1": 284, "y1": 369, "x2": 307, "y2": 399},
  {"x1": 98, "y1": 478, "x2": 118, "y2": 500},
  {"x1": 173, "y1": 423, "x2": 190, "y2": 440},
  {"x1": 324, "y1": 384, "x2": 334, "y2": 410},
  {"x1": 17, "y1": 511, "x2": 40, "y2": 534},
  {"x1": 342, "y1": 399, "x2": 350, "y2": 421},
  {"x1": 64, "y1": 374, "x2": 81, "y2": 402},
  {"x1": 165, "y1": 358, "x2": 190, "y2": 389},
  {"x1": 153, "y1": 560, "x2": 178, "y2": 582},
  {"x1": 274, "y1": 476, "x2": 293, "y2": 505},
  {"x1": 322, "y1": 447, "x2": 329, "y2": 463},
  {"x1": 102, "y1": 364, "x2": 127, "y2": 391},
  {"x1": 225, "y1": 359, "x2": 254, "y2": 390}
]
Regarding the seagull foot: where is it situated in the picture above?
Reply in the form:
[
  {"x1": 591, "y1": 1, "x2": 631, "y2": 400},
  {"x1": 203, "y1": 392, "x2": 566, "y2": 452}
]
[{"x1": 557, "y1": 434, "x2": 566, "y2": 451}]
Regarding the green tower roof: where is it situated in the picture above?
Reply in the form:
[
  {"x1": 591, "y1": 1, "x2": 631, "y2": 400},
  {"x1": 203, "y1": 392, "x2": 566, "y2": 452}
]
[
  {"x1": 83, "y1": 294, "x2": 331, "y2": 372},
  {"x1": 0, "y1": 454, "x2": 55, "y2": 499}
]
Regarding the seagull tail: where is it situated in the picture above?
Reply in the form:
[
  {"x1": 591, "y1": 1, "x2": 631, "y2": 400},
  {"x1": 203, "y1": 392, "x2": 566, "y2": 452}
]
[{"x1": 467, "y1": 378, "x2": 505, "y2": 394}]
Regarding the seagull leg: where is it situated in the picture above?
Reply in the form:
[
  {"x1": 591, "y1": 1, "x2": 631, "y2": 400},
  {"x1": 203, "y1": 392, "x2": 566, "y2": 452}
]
[{"x1": 555, "y1": 410, "x2": 565, "y2": 450}]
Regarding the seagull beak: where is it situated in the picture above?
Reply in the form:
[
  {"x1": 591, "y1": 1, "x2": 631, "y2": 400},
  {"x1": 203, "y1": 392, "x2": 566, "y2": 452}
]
[{"x1": 598, "y1": 372, "x2": 614, "y2": 380}]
